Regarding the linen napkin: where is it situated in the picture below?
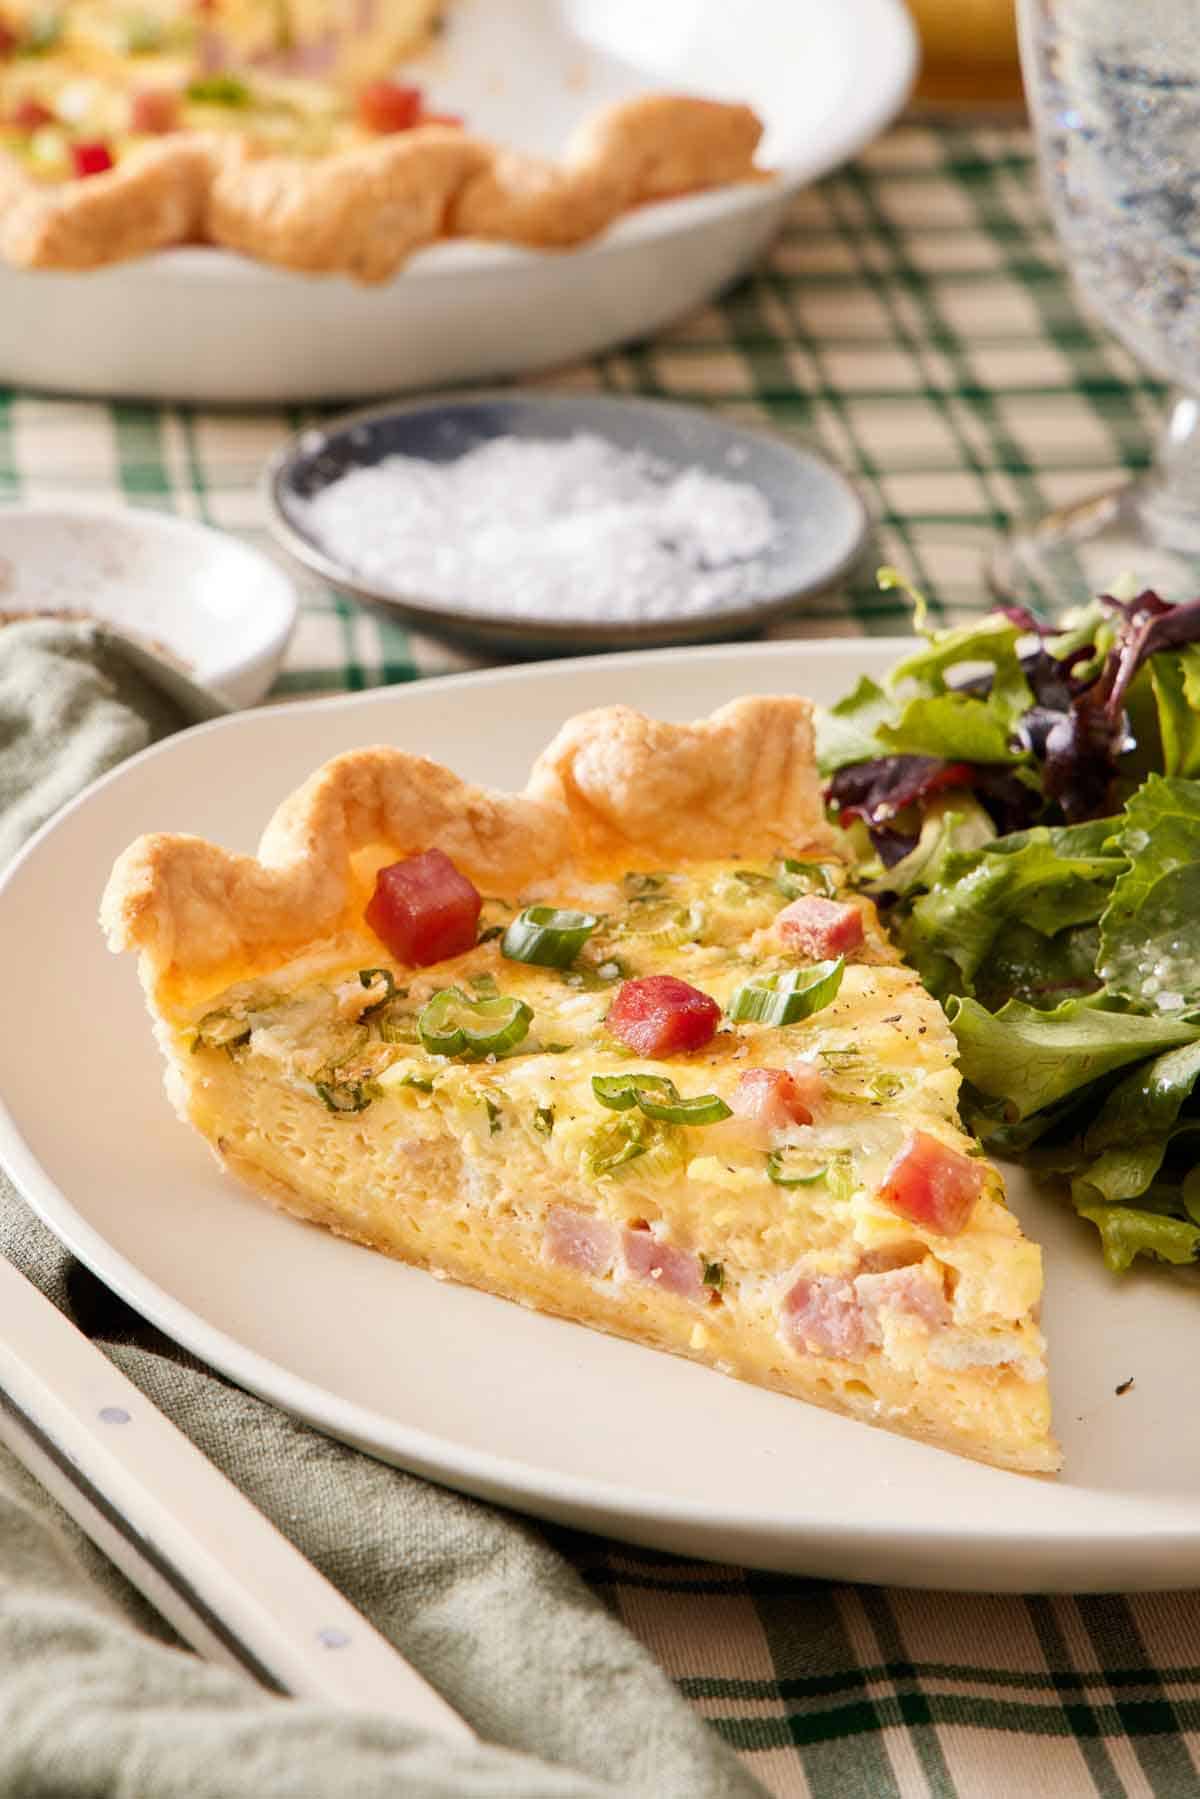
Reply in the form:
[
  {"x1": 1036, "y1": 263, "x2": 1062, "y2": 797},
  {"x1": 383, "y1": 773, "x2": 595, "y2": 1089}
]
[{"x1": 0, "y1": 619, "x2": 763, "y2": 1799}]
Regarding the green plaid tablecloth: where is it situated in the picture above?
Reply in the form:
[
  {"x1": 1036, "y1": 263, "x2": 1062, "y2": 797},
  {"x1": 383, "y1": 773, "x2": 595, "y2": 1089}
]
[{"x1": 4, "y1": 123, "x2": 1194, "y2": 1799}]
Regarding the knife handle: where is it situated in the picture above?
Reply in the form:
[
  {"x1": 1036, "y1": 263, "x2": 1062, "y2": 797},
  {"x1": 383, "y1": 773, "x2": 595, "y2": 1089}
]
[{"x1": 0, "y1": 1257, "x2": 471, "y2": 1738}]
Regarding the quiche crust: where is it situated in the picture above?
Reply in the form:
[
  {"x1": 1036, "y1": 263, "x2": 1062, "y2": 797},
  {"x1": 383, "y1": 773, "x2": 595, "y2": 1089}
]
[
  {"x1": 101, "y1": 698, "x2": 1059, "y2": 1476},
  {"x1": 0, "y1": 135, "x2": 214, "y2": 271},
  {"x1": 1, "y1": 94, "x2": 767, "y2": 281},
  {"x1": 102, "y1": 696, "x2": 829, "y2": 1001}
]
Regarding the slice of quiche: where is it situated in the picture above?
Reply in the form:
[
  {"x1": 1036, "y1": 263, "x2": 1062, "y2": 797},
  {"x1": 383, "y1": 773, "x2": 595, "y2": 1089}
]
[{"x1": 100, "y1": 698, "x2": 1059, "y2": 1473}]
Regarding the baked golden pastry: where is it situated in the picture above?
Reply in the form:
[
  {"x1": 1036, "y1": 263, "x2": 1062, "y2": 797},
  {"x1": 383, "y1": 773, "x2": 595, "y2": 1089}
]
[
  {"x1": 0, "y1": 2, "x2": 767, "y2": 278},
  {"x1": 100, "y1": 698, "x2": 1058, "y2": 1474}
]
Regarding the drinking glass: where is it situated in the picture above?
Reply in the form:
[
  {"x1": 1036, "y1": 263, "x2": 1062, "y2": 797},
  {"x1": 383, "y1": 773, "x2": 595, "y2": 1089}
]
[{"x1": 993, "y1": 1, "x2": 1200, "y2": 610}]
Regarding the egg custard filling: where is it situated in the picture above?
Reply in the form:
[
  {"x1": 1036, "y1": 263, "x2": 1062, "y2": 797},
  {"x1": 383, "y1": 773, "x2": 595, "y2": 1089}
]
[
  {"x1": 0, "y1": 0, "x2": 447, "y2": 178},
  {"x1": 101, "y1": 698, "x2": 1058, "y2": 1473}
]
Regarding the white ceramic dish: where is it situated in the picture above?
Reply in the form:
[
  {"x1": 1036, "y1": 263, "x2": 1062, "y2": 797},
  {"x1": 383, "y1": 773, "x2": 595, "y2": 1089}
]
[
  {"x1": 266, "y1": 390, "x2": 871, "y2": 652},
  {"x1": 1, "y1": 640, "x2": 1198, "y2": 1593},
  {"x1": 0, "y1": 505, "x2": 297, "y2": 707},
  {"x1": 0, "y1": 0, "x2": 917, "y2": 403}
]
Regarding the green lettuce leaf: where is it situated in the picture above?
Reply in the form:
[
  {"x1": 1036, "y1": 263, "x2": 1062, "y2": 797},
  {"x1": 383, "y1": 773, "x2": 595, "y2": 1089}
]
[
  {"x1": 1098, "y1": 775, "x2": 1200, "y2": 1010},
  {"x1": 899, "y1": 824, "x2": 1126, "y2": 998},
  {"x1": 815, "y1": 603, "x2": 1036, "y2": 772},
  {"x1": 1070, "y1": 1040, "x2": 1200, "y2": 1206},
  {"x1": 1148, "y1": 647, "x2": 1200, "y2": 780},
  {"x1": 946, "y1": 995, "x2": 1200, "y2": 1121},
  {"x1": 885, "y1": 614, "x2": 1034, "y2": 737},
  {"x1": 815, "y1": 675, "x2": 897, "y2": 774},
  {"x1": 876, "y1": 693, "x2": 1027, "y2": 764},
  {"x1": 886, "y1": 613, "x2": 1023, "y2": 687},
  {"x1": 1075, "y1": 1203, "x2": 1200, "y2": 1274},
  {"x1": 972, "y1": 922, "x2": 1102, "y2": 1014},
  {"x1": 863, "y1": 795, "x2": 995, "y2": 900}
]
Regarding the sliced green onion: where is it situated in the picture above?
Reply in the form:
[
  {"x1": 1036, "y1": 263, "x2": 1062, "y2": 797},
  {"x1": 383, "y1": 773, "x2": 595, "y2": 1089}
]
[
  {"x1": 583, "y1": 1115, "x2": 650, "y2": 1178},
  {"x1": 315, "y1": 1079, "x2": 375, "y2": 1115},
  {"x1": 702, "y1": 1260, "x2": 725, "y2": 1291},
  {"x1": 726, "y1": 957, "x2": 845, "y2": 1026},
  {"x1": 623, "y1": 872, "x2": 665, "y2": 898},
  {"x1": 501, "y1": 906, "x2": 599, "y2": 968},
  {"x1": 121, "y1": 13, "x2": 165, "y2": 52},
  {"x1": 818, "y1": 1046, "x2": 860, "y2": 1071},
  {"x1": 768, "y1": 1149, "x2": 855, "y2": 1196},
  {"x1": 713, "y1": 869, "x2": 776, "y2": 906},
  {"x1": 417, "y1": 986, "x2": 532, "y2": 1060},
  {"x1": 775, "y1": 857, "x2": 837, "y2": 900},
  {"x1": 766, "y1": 1151, "x2": 830, "y2": 1188},
  {"x1": 591, "y1": 1072, "x2": 672, "y2": 1112},
  {"x1": 186, "y1": 75, "x2": 251, "y2": 105},
  {"x1": 19, "y1": 10, "x2": 61, "y2": 53},
  {"x1": 484, "y1": 1095, "x2": 502, "y2": 1135},
  {"x1": 870, "y1": 1072, "x2": 904, "y2": 1102},
  {"x1": 591, "y1": 1072, "x2": 731, "y2": 1126},
  {"x1": 357, "y1": 967, "x2": 397, "y2": 1014},
  {"x1": 378, "y1": 1003, "x2": 419, "y2": 1045},
  {"x1": 193, "y1": 1009, "x2": 250, "y2": 1051},
  {"x1": 469, "y1": 971, "x2": 500, "y2": 998},
  {"x1": 533, "y1": 1104, "x2": 555, "y2": 1137},
  {"x1": 394, "y1": 1072, "x2": 433, "y2": 1093},
  {"x1": 618, "y1": 895, "x2": 704, "y2": 947}
]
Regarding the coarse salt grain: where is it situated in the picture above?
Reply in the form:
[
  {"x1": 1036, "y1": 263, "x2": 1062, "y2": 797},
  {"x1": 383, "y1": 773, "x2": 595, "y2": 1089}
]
[{"x1": 298, "y1": 432, "x2": 775, "y2": 624}]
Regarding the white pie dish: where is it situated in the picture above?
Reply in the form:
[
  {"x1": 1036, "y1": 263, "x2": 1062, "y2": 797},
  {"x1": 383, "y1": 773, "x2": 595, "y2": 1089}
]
[
  {"x1": 2, "y1": 638, "x2": 1199, "y2": 1592},
  {"x1": 0, "y1": 0, "x2": 917, "y2": 404},
  {"x1": 0, "y1": 505, "x2": 297, "y2": 707}
]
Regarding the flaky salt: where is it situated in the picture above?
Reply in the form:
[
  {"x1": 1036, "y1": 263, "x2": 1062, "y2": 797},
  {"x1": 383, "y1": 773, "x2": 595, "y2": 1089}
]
[{"x1": 298, "y1": 432, "x2": 775, "y2": 624}]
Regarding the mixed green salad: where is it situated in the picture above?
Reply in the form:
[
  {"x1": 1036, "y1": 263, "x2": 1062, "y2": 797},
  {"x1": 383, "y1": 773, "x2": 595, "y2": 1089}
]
[{"x1": 818, "y1": 576, "x2": 1200, "y2": 1276}]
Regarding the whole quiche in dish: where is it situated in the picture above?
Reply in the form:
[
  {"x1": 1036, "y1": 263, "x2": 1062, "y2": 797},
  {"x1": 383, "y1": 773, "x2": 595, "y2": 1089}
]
[
  {"x1": 101, "y1": 698, "x2": 1058, "y2": 1475},
  {"x1": 0, "y1": 0, "x2": 768, "y2": 279}
]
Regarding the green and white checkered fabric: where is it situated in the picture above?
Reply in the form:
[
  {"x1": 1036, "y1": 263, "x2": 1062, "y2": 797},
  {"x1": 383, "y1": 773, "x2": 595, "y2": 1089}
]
[{"x1": 4, "y1": 123, "x2": 1192, "y2": 1799}]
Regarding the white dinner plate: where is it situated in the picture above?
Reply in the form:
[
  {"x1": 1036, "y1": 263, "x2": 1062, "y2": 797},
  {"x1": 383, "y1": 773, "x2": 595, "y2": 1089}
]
[
  {"x1": 2, "y1": 640, "x2": 1196, "y2": 1593},
  {"x1": 0, "y1": 0, "x2": 917, "y2": 402}
]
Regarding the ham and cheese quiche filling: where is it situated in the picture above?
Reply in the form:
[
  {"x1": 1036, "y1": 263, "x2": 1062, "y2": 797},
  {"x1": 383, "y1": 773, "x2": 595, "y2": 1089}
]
[
  {"x1": 101, "y1": 697, "x2": 1056, "y2": 1474},
  {"x1": 170, "y1": 844, "x2": 1051, "y2": 1466},
  {"x1": 0, "y1": 0, "x2": 449, "y2": 180}
]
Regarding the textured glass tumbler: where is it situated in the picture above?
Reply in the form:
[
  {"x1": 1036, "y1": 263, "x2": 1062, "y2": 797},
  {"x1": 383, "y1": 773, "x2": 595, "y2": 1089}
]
[{"x1": 992, "y1": 1, "x2": 1200, "y2": 611}]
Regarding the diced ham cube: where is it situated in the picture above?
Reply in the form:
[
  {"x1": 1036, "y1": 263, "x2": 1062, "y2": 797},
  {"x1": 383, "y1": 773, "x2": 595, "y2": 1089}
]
[
  {"x1": 784, "y1": 1059, "x2": 827, "y2": 1116},
  {"x1": 780, "y1": 1273, "x2": 866, "y2": 1358},
  {"x1": 731, "y1": 1067, "x2": 817, "y2": 1137},
  {"x1": 9, "y1": 98, "x2": 53, "y2": 130},
  {"x1": 605, "y1": 975, "x2": 720, "y2": 1056},
  {"x1": 130, "y1": 88, "x2": 180, "y2": 134},
  {"x1": 356, "y1": 80, "x2": 423, "y2": 133},
  {"x1": 855, "y1": 1266, "x2": 951, "y2": 1340},
  {"x1": 622, "y1": 1226, "x2": 704, "y2": 1301},
  {"x1": 364, "y1": 847, "x2": 482, "y2": 967},
  {"x1": 71, "y1": 141, "x2": 115, "y2": 178},
  {"x1": 777, "y1": 895, "x2": 864, "y2": 959},
  {"x1": 877, "y1": 1131, "x2": 984, "y2": 1237},
  {"x1": 543, "y1": 1206, "x2": 617, "y2": 1277}
]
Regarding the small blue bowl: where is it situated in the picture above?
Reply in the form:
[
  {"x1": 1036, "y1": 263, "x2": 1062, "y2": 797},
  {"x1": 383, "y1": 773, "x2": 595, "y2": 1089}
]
[{"x1": 264, "y1": 390, "x2": 869, "y2": 655}]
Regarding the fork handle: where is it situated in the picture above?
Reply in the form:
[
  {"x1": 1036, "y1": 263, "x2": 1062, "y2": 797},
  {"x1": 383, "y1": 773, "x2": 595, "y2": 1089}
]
[{"x1": 0, "y1": 1257, "x2": 471, "y2": 1737}]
